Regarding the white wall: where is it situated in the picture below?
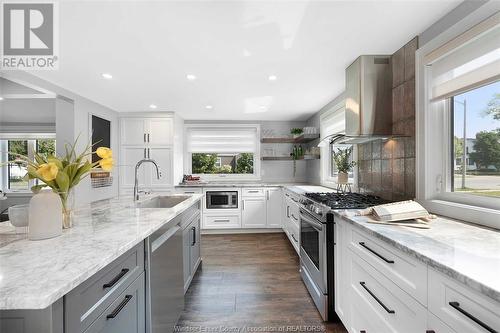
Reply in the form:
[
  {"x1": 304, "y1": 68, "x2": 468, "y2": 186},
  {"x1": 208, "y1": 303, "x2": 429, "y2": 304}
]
[
  {"x1": 1, "y1": 72, "x2": 120, "y2": 205},
  {"x1": 184, "y1": 120, "x2": 309, "y2": 183}
]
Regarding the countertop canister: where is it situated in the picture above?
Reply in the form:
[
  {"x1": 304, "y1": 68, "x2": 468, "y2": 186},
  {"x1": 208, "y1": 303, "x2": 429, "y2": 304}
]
[{"x1": 28, "y1": 189, "x2": 62, "y2": 240}]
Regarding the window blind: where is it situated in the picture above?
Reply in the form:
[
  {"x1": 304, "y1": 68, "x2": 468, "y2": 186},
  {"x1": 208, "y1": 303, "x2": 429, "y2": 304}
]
[
  {"x1": 429, "y1": 14, "x2": 500, "y2": 101},
  {"x1": 186, "y1": 126, "x2": 258, "y2": 153},
  {"x1": 320, "y1": 107, "x2": 345, "y2": 139}
]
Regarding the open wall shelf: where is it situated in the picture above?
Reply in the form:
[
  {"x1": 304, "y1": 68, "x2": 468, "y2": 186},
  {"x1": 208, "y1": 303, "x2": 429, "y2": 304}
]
[
  {"x1": 261, "y1": 155, "x2": 320, "y2": 161},
  {"x1": 261, "y1": 133, "x2": 320, "y2": 144}
]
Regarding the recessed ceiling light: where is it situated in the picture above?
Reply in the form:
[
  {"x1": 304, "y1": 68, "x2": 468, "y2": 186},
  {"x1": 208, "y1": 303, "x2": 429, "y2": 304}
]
[
  {"x1": 101, "y1": 73, "x2": 113, "y2": 79},
  {"x1": 205, "y1": 105, "x2": 213, "y2": 110},
  {"x1": 186, "y1": 74, "x2": 197, "y2": 81},
  {"x1": 0, "y1": 97, "x2": 4, "y2": 101},
  {"x1": 268, "y1": 75, "x2": 278, "y2": 81},
  {"x1": 149, "y1": 104, "x2": 157, "y2": 109},
  {"x1": 260, "y1": 106, "x2": 267, "y2": 110}
]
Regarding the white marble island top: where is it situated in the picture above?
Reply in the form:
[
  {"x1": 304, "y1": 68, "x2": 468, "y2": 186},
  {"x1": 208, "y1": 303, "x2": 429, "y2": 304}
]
[
  {"x1": 0, "y1": 194, "x2": 203, "y2": 310},
  {"x1": 336, "y1": 210, "x2": 500, "y2": 303}
]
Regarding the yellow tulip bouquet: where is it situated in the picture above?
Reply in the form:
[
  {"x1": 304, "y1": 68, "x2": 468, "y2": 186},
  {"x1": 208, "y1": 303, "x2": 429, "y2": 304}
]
[{"x1": 3, "y1": 139, "x2": 114, "y2": 228}]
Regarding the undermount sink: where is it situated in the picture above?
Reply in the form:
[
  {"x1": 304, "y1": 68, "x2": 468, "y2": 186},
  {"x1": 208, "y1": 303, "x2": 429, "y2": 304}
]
[{"x1": 136, "y1": 195, "x2": 190, "y2": 208}]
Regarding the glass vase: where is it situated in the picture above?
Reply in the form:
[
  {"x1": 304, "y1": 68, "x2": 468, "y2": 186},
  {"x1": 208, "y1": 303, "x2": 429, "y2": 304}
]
[{"x1": 59, "y1": 189, "x2": 75, "y2": 229}]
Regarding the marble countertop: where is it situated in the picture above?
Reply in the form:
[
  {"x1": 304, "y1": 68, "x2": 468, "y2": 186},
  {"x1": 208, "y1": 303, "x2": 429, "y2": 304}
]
[
  {"x1": 0, "y1": 194, "x2": 203, "y2": 310},
  {"x1": 176, "y1": 182, "x2": 311, "y2": 187},
  {"x1": 336, "y1": 210, "x2": 500, "y2": 303}
]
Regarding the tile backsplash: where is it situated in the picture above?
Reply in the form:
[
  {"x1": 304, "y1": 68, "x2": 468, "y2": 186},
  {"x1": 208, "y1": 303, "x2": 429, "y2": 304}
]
[{"x1": 357, "y1": 37, "x2": 418, "y2": 201}]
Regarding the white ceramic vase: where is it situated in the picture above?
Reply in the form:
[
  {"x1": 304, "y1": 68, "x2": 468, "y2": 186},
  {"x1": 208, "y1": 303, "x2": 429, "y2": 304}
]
[{"x1": 29, "y1": 189, "x2": 62, "y2": 240}]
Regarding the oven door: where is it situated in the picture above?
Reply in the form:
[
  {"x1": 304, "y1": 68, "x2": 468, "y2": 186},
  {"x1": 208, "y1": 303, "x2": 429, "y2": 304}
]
[
  {"x1": 206, "y1": 191, "x2": 238, "y2": 209},
  {"x1": 300, "y1": 208, "x2": 327, "y2": 293}
]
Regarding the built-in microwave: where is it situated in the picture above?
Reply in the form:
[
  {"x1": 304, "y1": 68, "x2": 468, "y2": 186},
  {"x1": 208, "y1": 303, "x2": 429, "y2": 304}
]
[{"x1": 206, "y1": 191, "x2": 238, "y2": 209}]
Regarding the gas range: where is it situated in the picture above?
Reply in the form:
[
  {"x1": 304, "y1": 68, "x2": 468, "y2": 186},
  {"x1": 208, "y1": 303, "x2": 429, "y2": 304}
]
[{"x1": 298, "y1": 192, "x2": 387, "y2": 222}]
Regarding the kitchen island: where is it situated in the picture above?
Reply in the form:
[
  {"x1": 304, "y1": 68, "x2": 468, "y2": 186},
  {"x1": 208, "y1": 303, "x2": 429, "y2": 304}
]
[{"x1": 0, "y1": 193, "x2": 203, "y2": 333}]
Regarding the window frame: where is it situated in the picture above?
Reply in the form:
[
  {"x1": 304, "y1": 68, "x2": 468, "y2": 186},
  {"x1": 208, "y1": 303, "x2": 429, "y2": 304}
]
[
  {"x1": 184, "y1": 124, "x2": 261, "y2": 181},
  {"x1": 416, "y1": 7, "x2": 500, "y2": 229},
  {"x1": 0, "y1": 135, "x2": 56, "y2": 193},
  {"x1": 320, "y1": 101, "x2": 358, "y2": 188}
]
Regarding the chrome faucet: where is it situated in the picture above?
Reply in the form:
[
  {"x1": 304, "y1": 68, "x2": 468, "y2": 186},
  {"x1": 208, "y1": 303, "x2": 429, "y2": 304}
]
[{"x1": 134, "y1": 159, "x2": 162, "y2": 201}]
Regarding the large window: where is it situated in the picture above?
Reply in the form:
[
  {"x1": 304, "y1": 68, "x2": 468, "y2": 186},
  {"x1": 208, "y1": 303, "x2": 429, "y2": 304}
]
[
  {"x1": 451, "y1": 81, "x2": 500, "y2": 198},
  {"x1": 192, "y1": 153, "x2": 254, "y2": 174},
  {"x1": 1, "y1": 138, "x2": 56, "y2": 192},
  {"x1": 417, "y1": 9, "x2": 500, "y2": 228},
  {"x1": 185, "y1": 125, "x2": 260, "y2": 179}
]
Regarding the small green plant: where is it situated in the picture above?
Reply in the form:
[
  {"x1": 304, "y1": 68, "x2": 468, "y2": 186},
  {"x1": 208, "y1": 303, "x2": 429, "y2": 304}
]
[
  {"x1": 290, "y1": 128, "x2": 303, "y2": 135},
  {"x1": 332, "y1": 147, "x2": 356, "y2": 173}
]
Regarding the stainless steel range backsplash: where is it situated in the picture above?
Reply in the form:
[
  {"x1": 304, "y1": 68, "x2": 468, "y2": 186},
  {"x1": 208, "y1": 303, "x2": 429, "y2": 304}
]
[{"x1": 357, "y1": 37, "x2": 418, "y2": 201}]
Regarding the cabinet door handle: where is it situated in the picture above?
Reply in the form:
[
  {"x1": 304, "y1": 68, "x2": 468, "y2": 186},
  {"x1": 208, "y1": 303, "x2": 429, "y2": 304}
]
[
  {"x1": 359, "y1": 242, "x2": 394, "y2": 264},
  {"x1": 359, "y1": 281, "x2": 395, "y2": 314},
  {"x1": 191, "y1": 226, "x2": 196, "y2": 246},
  {"x1": 287, "y1": 206, "x2": 290, "y2": 218},
  {"x1": 147, "y1": 133, "x2": 150, "y2": 143},
  {"x1": 291, "y1": 214, "x2": 298, "y2": 221},
  {"x1": 449, "y1": 302, "x2": 497, "y2": 333},
  {"x1": 106, "y1": 295, "x2": 133, "y2": 319},
  {"x1": 143, "y1": 148, "x2": 146, "y2": 159},
  {"x1": 242, "y1": 200, "x2": 245, "y2": 210},
  {"x1": 291, "y1": 234, "x2": 298, "y2": 243},
  {"x1": 266, "y1": 191, "x2": 270, "y2": 200},
  {"x1": 103, "y1": 268, "x2": 129, "y2": 289},
  {"x1": 144, "y1": 133, "x2": 146, "y2": 143},
  {"x1": 291, "y1": 197, "x2": 298, "y2": 203}
]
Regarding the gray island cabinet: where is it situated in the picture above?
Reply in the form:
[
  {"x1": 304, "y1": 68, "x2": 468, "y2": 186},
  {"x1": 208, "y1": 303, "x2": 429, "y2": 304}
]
[{"x1": 0, "y1": 195, "x2": 203, "y2": 333}]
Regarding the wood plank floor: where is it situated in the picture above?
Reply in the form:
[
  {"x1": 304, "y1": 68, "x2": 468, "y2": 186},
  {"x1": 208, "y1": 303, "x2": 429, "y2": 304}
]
[{"x1": 176, "y1": 233, "x2": 348, "y2": 333}]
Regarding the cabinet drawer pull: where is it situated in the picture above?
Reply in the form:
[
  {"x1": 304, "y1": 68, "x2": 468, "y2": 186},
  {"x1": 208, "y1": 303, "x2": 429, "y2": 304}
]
[
  {"x1": 291, "y1": 197, "x2": 298, "y2": 203},
  {"x1": 184, "y1": 191, "x2": 195, "y2": 194},
  {"x1": 359, "y1": 281, "x2": 395, "y2": 314},
  {"x1": 360, "y1": 331, "x2": 367, "y2": 333},
  {"x1": 426, "y1": 331, "x2": 436, "y2": 333},
  {"x1": 106, "y1": 295, "x2": 133, "y2": 319},
  {"x1": 191, "y1": 226, "x2": 196, "y2": 246},
  {"x1": 103, "y1": 268, "x2": 129, "y2": 289},
  {"x1": 214, "y1": 219, "x2": 230, "y2": 223},
  {"x1": 449, "y1": 301, "x2": 497, "y2": 333},
  {"x1": 291, "y1": 234, "x2": 298, "y2": 243},
  {"x1": 359, "y1": 242, "x2": 394, "y2": 264}
]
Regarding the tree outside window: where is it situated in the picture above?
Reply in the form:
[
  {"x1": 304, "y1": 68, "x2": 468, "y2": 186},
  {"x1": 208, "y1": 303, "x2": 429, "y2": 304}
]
[{"x1": 192, "y1": 153, "x2": 254, "y2": 174}]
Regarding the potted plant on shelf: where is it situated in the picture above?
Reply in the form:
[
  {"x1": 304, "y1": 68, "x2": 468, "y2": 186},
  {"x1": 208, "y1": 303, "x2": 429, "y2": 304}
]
[
  {"x1": 290, "y1": 128, "x2": 303, "y2": 139},
  {"x1": 332, "y1": 147, "x2": 356, "y2": 184},
  {"x1": 2, "y1": 138, "x2": 114, "y2": 229}
]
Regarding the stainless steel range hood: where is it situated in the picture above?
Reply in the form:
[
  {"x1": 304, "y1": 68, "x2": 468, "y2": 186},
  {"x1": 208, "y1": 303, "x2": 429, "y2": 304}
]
[{"x1": 332, "y1": 55, "x2": 393, "y2": 144}]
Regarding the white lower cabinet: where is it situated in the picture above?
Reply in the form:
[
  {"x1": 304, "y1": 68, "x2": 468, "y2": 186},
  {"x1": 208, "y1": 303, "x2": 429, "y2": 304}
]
[
  {"x1": 265, "y1": 188, "x2": 282, "y2": 228},
  {"x1": 335, "y1": 217, "x2": 500, "y2": 333},
  {"x1": 349, "y1": 251, "x2": 427, "y2": 333},
  {"x1": 242, "y1": 197, "x2": 267, "y2": 228},
  {"x1": 428, "y1": 268, "x2": 500, "y2": 333},
  {"x1": 203, "y1": 215, "x2": 241, "y2": 229}
]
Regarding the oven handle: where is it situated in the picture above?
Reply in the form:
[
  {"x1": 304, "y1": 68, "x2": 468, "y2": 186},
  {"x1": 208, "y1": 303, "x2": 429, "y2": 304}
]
[{"x1": 299, "y1": 209, "x2": 323, "y2": 231}]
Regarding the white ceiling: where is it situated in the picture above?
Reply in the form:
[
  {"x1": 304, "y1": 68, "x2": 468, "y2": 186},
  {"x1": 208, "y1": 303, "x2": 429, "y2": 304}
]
[{"x1": 32, "y1": 1, "x2": 460, "y2": 121}]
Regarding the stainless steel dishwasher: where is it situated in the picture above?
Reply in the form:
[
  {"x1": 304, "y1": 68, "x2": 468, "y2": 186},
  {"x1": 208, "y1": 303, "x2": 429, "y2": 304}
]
[{"x1": 145, "y1": 221, "x2": 184, "y2": 333}]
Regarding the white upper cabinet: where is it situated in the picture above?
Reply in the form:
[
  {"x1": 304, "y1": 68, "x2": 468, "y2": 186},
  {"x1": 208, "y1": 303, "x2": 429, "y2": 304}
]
[
  {"x1": 120, "y1": 118, "x2": 148, "y2": 146},
  {"x1": 148, "y1": 118, "x2": 173, "y2": 145},
  {"x1": 266, "y1": 188, "x2": 282, "y2": 228},
  {"x1": 120, "y1": 117, "x2": 173, "y2": 146},
  {"x1": 119, "y1": 114, "x2": 180, "y2": 191}
]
